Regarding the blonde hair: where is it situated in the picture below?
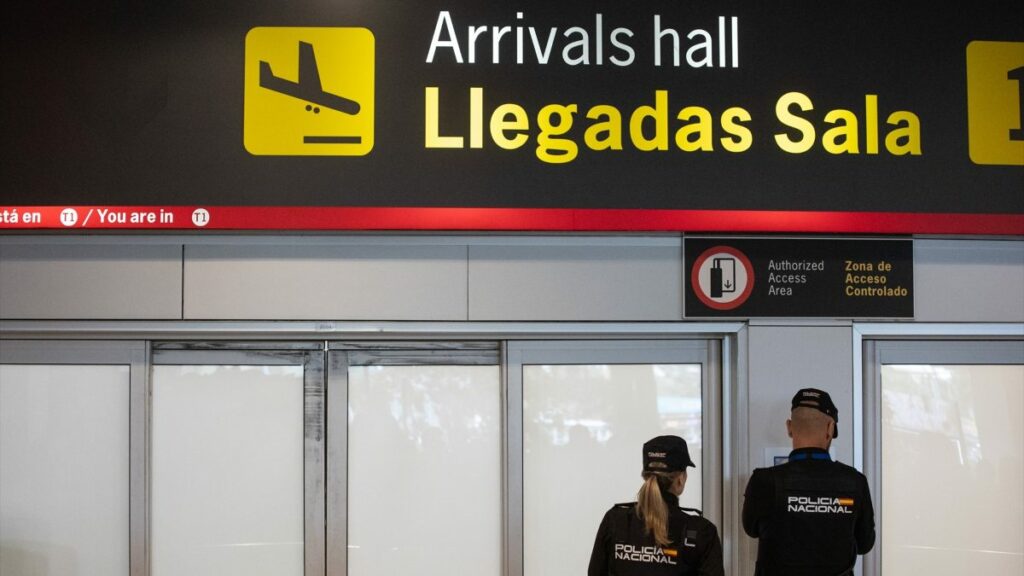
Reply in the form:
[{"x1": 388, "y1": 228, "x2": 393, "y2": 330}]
[{"x1": 636, "y1": 471, "x2": 683, "y2": 547}]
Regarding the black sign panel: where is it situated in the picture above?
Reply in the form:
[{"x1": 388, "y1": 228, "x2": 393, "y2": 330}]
[
  {"x1": 1, "y1": 1, "x2": 1022, "y2": 217},
  {"x1": 685, "y1": 238, "x2": 914, "y2": 318}
]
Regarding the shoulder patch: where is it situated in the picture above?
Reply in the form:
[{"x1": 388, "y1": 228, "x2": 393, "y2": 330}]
[
  {"x1": 614, "y1": 501, "x2": 637, "y2": 510},
  {"x1": 679, "y1": 506, "x2": 704, "y2": 517}
]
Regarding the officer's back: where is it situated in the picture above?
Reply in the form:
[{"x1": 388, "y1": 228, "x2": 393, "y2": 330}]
[
  {"x1": 589, "y1": 435, "x2": 723, "y2": 576},
  {"x1": 742, "y1": 389, "x2": 875, "y2": 576}
]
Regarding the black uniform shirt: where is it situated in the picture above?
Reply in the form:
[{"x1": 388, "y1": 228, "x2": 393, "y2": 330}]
[
  {"x1": 588, "y1": 492, "x2": 724, "y2": 576},
  {"x1": 742, "y1": 447, "x2": 876, "y2": 576}
]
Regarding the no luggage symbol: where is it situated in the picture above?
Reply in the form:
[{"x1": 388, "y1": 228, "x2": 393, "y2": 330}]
[{"x1": 692, "y1": 246, "x2": 755, "y2": 310}]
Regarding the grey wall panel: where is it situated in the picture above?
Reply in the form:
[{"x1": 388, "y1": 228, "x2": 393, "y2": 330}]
[
  {"x1": 747, "y1": 325, "x2": 853, "y2": 470},
  {"x1": 914, "y1": 239, "x2": 1024, "y2": 322},
  {"x1": 0, "y1": 243, "x2": 183, "y2": 319},
  {"x1": 183, "y1": 244, "x2": 467, "y2": 320},
  {"x1": 468, "y1": 240, "x2": 682, "y2": 320}
]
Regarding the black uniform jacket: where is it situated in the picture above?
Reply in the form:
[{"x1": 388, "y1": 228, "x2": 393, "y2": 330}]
[
  {"x1": 588, "y1": 492, "x2": 724, "y2": 576},
  {"x1": 742, "y1": 447, "x2": 876, "y2": 576}
]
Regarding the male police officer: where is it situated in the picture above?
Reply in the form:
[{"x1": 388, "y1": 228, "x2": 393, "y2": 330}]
[{"x1": 742, "y1": 389, "x2": 875, "y2": 576}]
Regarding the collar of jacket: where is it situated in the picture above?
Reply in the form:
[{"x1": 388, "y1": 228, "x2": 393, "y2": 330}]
[{"x1": 787, "y1": 447, "x2": 831, "y2": 461}]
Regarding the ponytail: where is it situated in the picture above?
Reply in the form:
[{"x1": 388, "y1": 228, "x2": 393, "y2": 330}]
[{"x1": 636, "y1": 471, "x2": 679, "y2": 547}]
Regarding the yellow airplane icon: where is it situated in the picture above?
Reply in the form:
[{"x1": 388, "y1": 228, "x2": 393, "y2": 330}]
[{"x1": 245, "y1": 27, "x2": 374, "y2": 156}]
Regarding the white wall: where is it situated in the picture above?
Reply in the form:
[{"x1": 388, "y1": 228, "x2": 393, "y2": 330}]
[
  {"x1": 0, "y1": 241, "x2": 182, "y2": 319},
  {"x1": 914, "y1": 239, "x2": 1024, "y2": 322},
  {"x1": 183, "y1": 242, "x2": 468, "y2": 320},
  {"x1": 3, "y1": 235, "x2": 1019, "y2": 322},
  {"x1": 468, "y1": 238, "x2": 682, "y2": 320},
  {"x1": 0, "y1": 235, "x2": 690, "y2": 321}
]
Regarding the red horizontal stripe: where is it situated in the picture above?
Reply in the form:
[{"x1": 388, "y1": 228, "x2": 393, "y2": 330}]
[{"x1": 1, "y1": 206, "x2": 1022, "y2": 235}]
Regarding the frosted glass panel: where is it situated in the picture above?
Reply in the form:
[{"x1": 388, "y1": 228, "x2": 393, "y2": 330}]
[
  {"x1": 524, "y1": 364, "x2": 702, "y2": 576},
  {"x1": 0, "y1": 364, "x2": 130, "y2": 576},
  {"x1": 152, "y1": 365, "x2": 304, "y2": 576},
  {"x1": 882, "y1": 364, "x2": 1024, "y2": 575},
  {"x1": 348, "y1": 365, "x2": 501, "y2": 576}
]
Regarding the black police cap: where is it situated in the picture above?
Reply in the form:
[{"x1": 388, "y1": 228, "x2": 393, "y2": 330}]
[
  {"x1": 791, "y1": 388, "x2": 839, "y2": 438},
  {"x1": 643, "y1": 435, "x2": 696, "y2": 473}
]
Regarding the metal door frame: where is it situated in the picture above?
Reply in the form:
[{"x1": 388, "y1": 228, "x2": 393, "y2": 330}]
[
  {"x1": 325, "y1": 341, "x2": 501, "y2": 575},
  {"x1": 505, "y1": 338, "x2": 725, "y2": 576},
  {"x1": 151, "y1": 342, "x2": 327, "y2": 576},
  {"x1": 0, "y1": 340, "x2": 148, "y2": 576},
  {"x1": 856, "y1": 325, "x2": 1024, "y2": 576}
]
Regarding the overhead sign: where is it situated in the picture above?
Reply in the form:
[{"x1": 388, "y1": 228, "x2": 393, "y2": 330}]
[
  {"x1": 684, "y1": 238, "x2": 914, "y2": 318},
  {"x1": 1, "y1": 1, "x2": 1022, "y2": 233}
]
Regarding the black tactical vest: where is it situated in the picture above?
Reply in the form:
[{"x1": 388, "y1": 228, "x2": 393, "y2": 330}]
[{"x1": 757, "y1": 455, "x2": 860, "y2": 576}]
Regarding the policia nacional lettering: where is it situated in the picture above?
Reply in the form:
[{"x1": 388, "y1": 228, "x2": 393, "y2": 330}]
[
  {"x1": 787, "y1": 496, "x2": 855, "y2": 514},
  {"x1": 615, "y1": 543, "x2": 679, "y2": 565}
]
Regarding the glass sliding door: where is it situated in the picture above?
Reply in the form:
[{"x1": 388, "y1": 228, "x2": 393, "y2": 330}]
[
  {"x1": 0, "y1": 341, "x2": 145, "y2": 576},
  {"x1": 864, "y1": 340, "x2": 1024, "y2": 576},
  {"x1": 2, "y1": 334, "x2": 726, "y2": 576},
  {"x1": 150, "y1": 345, "x2": 324, "y2": 576},
  {"x1": 328, "y1": 343, "x2": 502, "y2": 576},
  {"x1": 508, "y1": 340, "x2": 720, "y2": 576}
]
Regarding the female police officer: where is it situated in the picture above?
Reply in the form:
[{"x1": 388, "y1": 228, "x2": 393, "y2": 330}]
[{"x1": 588, "y1": 435, "x2": 724, "y2": 576}]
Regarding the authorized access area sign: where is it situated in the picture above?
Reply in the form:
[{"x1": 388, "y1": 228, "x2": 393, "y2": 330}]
[{"x1": 685, "y1": 238, "x2": 914, "y2": 318}]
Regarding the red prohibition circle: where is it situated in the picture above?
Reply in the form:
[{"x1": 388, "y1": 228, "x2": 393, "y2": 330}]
[{"x1": 691, "y1": 245, "x2": 756, "y2": 310}]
